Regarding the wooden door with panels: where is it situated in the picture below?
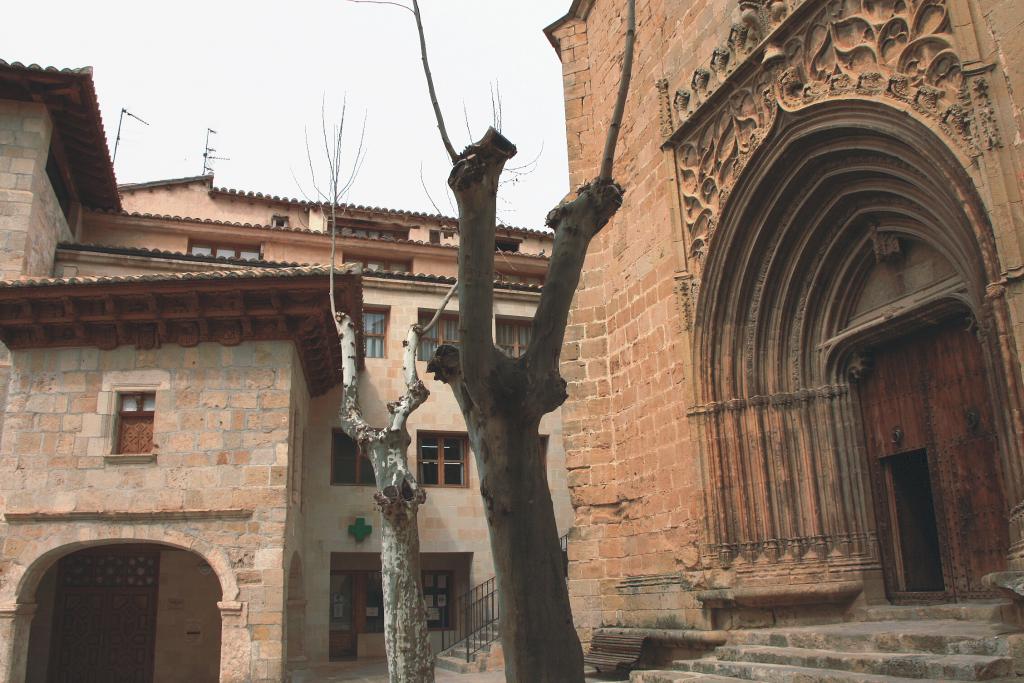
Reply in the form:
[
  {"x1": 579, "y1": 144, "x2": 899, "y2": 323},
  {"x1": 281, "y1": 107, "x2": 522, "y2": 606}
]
[
  {"x1": 48, "y1": 547, "x2": 160, "y2": 683},
  {"x1": 857, "y1": 319, "x2": 1008, "y2": 602}
]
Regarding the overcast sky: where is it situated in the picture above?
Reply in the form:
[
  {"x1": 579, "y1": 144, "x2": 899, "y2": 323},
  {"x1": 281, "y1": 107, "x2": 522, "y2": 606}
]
[{"x1": 5, "y1": 1, "x2": 572, "y2": 229}]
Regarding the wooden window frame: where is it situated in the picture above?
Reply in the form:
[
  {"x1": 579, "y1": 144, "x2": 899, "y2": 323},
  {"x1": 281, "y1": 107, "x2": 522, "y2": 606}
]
[
  {"x1": 187, "y1": 240, "x2": 262, "y2": 261},
  {"x1": 271, "y1": 214, "x2": 290, "y2": 228},
  {"x1": 417, "y1": 311, "x2": 459, "y2": 361},
  {"x1": 115, "y1": 392, "x2": 155, "y2": 455},
  {"x1": 363, "y1": 308, "x2": 389, "y2": 359},
  {"x1": 330, "y1": 429, "x2": 376, "y2": 487},
  {"x1": 496, "y1": 317, "x2": 532, "y2": 359},
  {"x1": 417, "y1": 432, "x2": 469, "y2": 488},
  {"x1": 350, "y1": 256, "x2": 412, "y2": 274}
]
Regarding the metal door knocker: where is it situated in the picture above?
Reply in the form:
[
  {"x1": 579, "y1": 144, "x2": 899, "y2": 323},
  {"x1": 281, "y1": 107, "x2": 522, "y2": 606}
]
[
  {"x1": 966, "y1": 408, "x2": 980, "y2": 433},
  {"x1": 891, "y1": 426, "x2": 904, "y2": 445}
]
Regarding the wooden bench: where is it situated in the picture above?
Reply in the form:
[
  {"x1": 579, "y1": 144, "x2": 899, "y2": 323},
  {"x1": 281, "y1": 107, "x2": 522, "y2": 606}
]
[{"x1": 584, "y1": 630, "x2": 647, "y2": 673}]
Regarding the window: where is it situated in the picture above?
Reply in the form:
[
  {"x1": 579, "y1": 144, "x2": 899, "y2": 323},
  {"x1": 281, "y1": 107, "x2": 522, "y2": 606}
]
[
  {"x1": 422, "y1": 571, "x2": 452, "y2": 629},
  {"x1": 116, "y1": 392, "x2": 155, "y2": 454},
  {"x1": 188, "y1": 242, "x2": 261, "y2": 261},
  {"x1": 363, "y1": 310, "x2": 387, "y2": 358},
  {"x1": 495, "y1": 239, "x2": 520, "y2": 253},
  {"x1": 331, "y1": 430, "x2": 376, "y2": 486},
  {"x1": 496, "y1": 319, "x2": 531, "y2": 358},
  {"x1": 351, "y1": 257, "x2": 411, "y2": 274},
  {"x1": 418, "y1": 433, "x2": 467, "y2": 487},
  {"x1": 429, "y1": 230, "x2": 441, "y2": 244},
  {"x1": 496, "y1": 271, "x2": 544, "y2": 286},
  {"x1": 336, "y1": 226, "x2": 410, "y2": 241},
  {"x1": 271, "y1": 214, "x2": 290, "y2": 228},
  {"x1": 418, "y1": 312, "x2": 459, "y2": 360}
]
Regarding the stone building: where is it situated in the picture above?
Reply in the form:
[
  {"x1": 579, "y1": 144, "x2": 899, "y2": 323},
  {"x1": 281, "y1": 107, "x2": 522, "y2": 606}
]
[
  {"x1": 548, "y1": 0, "x2": 1024, "y2": 678},
  {"x1": 0, "y1": 59, "x2": 568, "y2": 682}
]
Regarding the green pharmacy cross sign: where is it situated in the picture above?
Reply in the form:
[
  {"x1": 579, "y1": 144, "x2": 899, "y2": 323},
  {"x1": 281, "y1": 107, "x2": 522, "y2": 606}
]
[{"x1": 348, "y1": 517, "x2": 373, "y2": 542}]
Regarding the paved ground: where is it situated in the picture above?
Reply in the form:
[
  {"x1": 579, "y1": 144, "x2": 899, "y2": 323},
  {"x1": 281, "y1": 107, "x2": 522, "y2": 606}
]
[
  {"x1": 298, "y1": 659, "x2": 622, "y2": 682},
  {"x1": 298, "y1": 659, "x2": 507, "y2": 682}
]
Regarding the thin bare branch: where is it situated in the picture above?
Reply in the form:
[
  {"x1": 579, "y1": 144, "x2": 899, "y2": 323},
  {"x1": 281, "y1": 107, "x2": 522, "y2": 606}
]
[
  {"x1": 345, "y1": 0, "x2": 413, "y2": 12},
  {"x1": 419, "y1": 162, "x2": 444, "y2": 216},
  {"x1": 599, "y1": 0, "x2": 636, "y2": 181},
  {"x1": 421, "y1": 282, "x2": 458, "y2": 333},
  {"x1": 462, "y1": 101, "x2": 473, "y2": 141},
  {"x1": 411, "y1": 0, "x2": 458, "y2": 162}
]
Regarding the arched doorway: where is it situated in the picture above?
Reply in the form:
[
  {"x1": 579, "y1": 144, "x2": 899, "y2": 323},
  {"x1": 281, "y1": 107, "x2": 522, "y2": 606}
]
[
  {"x1": 690, "y1": 100, "x2": 1022, "y2": 599},
  {"x1": 24, "y1": 543, "x2": 222, "y2": 683}
]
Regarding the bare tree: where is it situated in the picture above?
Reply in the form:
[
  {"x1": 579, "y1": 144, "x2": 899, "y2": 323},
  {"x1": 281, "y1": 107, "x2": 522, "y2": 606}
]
[
  {"x1": 348, "y1": 1, "x2": 636, "y2": 679},
  {"x1": 300, "y1": 99, "x2": 446, "y2": 683},
  {"x1": 334, "y1": 290, "x2": 454, "y2": 683}
]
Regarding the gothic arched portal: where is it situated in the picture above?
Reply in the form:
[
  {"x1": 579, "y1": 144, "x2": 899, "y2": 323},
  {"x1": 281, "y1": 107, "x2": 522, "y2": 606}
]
[{"x1": 689, "y1": 100, "x2": 1024, "y2": 599}]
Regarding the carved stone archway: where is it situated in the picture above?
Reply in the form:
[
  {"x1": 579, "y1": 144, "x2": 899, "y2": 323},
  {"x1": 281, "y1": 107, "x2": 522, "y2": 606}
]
[{"x1": 684, "y1": 100, "x2": 1024, "y2": 592}]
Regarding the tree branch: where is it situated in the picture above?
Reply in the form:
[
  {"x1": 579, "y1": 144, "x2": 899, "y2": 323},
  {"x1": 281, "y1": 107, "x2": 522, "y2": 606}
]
[
  {"x1": 389, "y1": 282, "x2": 457, "y2": 433},
  {"x1": 412, "y1": 0, "x2": 458, "y2": 162},
  {"x1": 448, "y1": 128, "x2": 517, "y2": 389},
  {"x1": 598, "y1": 0, "x2": 636, "y2": 181},
  {"x1": 336, "y1": 312, "x2": 371, "y2": 437}
]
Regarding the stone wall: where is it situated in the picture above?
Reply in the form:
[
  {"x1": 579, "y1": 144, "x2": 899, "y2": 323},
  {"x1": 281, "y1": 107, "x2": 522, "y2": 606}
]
[
  {"x1": 0, "y1": 100, "x2": 71, "y2": 280},
  {"x1": 553, "y1": 0, "x2": 1024, "y2": 642},
  {"x1": 0, "y1": 340, "x2": 300, "y2": 682}
]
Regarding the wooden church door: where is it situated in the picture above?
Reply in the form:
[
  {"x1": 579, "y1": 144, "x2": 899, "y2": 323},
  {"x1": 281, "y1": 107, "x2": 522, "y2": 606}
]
[{"x1": 857, "y1": 320, "x2": 1008, "y2": 601}]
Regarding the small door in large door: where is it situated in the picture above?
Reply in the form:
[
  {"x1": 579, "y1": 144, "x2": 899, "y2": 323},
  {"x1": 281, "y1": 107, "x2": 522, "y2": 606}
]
[{"x1": 857, "y1": 320, "x2": 1008, "y2": 601}]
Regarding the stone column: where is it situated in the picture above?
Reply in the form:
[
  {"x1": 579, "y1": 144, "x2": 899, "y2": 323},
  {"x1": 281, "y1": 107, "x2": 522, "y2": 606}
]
[
  {"x1": 0, "y1": 603, "x2": 36, "y2": 683},
  {"x1": 218, "y1": 601, "x2": 251, "y2": 683}
]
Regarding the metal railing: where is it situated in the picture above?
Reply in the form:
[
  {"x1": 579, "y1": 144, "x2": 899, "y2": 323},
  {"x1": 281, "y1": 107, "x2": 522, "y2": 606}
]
[
  {"x1": 438, "y1": 533, "x2": 570, "y2": 663},
  {"x1": 439, "y1": 576, "x2": 499, "y2": 662}
]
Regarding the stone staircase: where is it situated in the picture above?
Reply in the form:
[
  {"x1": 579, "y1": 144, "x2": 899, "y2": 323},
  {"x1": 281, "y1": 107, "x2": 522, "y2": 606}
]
[
  {"x1": 632, "y1": 602, "x2": 1024, "y2": 682},
  {"x1": 434, "y1": 622, "x2": 503, "y2": 674}
]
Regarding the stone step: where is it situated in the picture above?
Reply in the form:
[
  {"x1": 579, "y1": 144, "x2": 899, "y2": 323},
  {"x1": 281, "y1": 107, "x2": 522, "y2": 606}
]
[
  {"x1": 434, "y1": 654, "x2": 483, "y2": 673},
  {"x1": 702, "y1": 645, "x2": 1012, "y2": 680},
  {"x1": 673, "y1": 657, "x2": 1002, "y2": 682},
  {"x1": 630, "y1": 671, "x2": 736, "y2": 682},
  {"x1": 851, "y1": 602, "x2": 1011, "y2": 624},
  {"x1": 729, "y1": 620, "x2": 1020, "y2": 656}
]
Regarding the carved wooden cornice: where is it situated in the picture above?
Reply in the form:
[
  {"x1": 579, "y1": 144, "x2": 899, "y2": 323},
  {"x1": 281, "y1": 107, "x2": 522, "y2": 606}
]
[
  {"x1": 660, "y1": 0, "x2": 1002, "y2": 269},
  {"x1": 0, "y1": 267, "x2": 362, "y2": 397}
]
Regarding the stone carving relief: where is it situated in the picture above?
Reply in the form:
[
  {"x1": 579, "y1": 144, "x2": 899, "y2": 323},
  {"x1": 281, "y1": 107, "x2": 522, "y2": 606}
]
[{"x1": 666, "y1": 0, "x2": 1001, "y2": 272}]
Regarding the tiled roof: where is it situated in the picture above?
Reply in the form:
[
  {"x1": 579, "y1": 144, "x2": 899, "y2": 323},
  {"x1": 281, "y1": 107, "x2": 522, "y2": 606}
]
[
  {"x1": 208, "y1": 184, "x2": 552, "y2": 237},
  {"x1": 0, "y1": 60, "x2": 120, "y2": 211},
  {"x1": 84, "y1": 209, "x2": 553, "y2": 259},
  {"x1": 55, "y1": 242, "x2": 543, "y2": 292},
  {"x1": 118, "y1": 175, "x2": 213, "y2": 191},
  {"x1": 58, "y1": 242, "x2": 310, "y2": 268},
  {"x1": 0, "y1": 264, "x2": 347, "y2": 289},
  {"x1": 366, "y1": 269, "x2": 543, "y2": 293}
]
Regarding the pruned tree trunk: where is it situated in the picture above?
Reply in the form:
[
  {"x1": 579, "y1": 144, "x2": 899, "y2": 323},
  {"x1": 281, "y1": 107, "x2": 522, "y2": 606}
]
[
  {"x1": 429, "y1": 163, "x2": 625, "y2": 682},
  {"x1": 356, "y1": 0, "x2": 637, "y2": 679},
  {"x1": 336, "y1": 294, "x2": 455, "y2": 683}
]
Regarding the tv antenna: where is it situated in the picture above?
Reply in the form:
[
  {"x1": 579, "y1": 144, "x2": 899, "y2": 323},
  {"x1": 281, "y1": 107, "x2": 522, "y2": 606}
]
[
  {"x1": 112, "y1": 108, "x2": 150, "y2": 165},
  {"x1": 202, "y1": 128, "x2": 229, "y2": 175}
]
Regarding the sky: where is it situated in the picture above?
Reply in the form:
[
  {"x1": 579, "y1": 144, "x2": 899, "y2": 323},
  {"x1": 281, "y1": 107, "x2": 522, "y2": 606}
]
[{"x1": 4, "y1": 1, "x2": 572, "y2": 229}]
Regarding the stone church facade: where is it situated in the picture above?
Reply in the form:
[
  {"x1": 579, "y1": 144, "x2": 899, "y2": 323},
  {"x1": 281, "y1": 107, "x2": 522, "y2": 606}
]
[
  {"x1": 0, "y1": 61, "x2": 569, "y2": 682},
  {"x1": 549, "y1": 0, "x2": 1024, "y2": 650}
]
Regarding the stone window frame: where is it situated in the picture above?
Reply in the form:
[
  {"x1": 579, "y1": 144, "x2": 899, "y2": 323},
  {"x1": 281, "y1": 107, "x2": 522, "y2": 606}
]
[{"x1": 98, "y1": 370, "x2": 170, "y2": 465}]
